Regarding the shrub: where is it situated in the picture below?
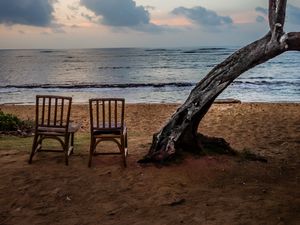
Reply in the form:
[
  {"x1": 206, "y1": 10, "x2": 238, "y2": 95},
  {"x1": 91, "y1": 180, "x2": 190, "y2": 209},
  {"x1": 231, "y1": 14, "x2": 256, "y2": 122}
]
[
  {"x1": 0, "y1": 110, "x2": 33, "y2": 133},
  {"x1": 0, "y1": 110, "x2": 22, "y2": 131}
]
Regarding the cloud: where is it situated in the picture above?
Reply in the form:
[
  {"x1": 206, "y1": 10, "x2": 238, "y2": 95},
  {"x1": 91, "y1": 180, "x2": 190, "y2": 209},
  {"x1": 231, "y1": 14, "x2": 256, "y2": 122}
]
[
  {"x1": 171, "y1": 6, "x2": 233, "y2": 27},
  {"x1": 51, "y1": 23, "x2": 65, "y2": 33},
  {"x1": 255, "y1": 4, "x2": 300, "y2": 25},
  {"x1": 255, "y1": 7, "x2": 268, "y2": 16},
  {"x1": 81, "y1": 13, "x2": 95, "y2": 22},
  {"x1": 80, "y1": 0, "x2": 150, "y2": 27},
  {"x1": 145, "y1": 6, "x2": 155, "y2": 11},
  {"x1": 68, "y1": 5, "x2": 79, "y2": 12},
  {"x1": 0, "y1": 0, "x2": 55, "y2": 27}
]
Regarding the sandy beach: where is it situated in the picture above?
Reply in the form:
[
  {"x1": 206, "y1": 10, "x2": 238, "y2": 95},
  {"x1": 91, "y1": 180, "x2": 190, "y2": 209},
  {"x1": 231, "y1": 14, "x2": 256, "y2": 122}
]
[{"x1": 0, "y1": 102, "x2": 299, "y2": 225}]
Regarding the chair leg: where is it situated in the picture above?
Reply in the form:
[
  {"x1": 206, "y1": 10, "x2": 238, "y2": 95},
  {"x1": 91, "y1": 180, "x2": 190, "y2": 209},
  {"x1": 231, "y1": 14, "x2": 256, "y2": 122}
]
[
  {"x1": 121, "y1": 136, "x2": 127, "y2": 167},
  {"x1": 64, "y1": 135, "x2": 70, "y2": 166},
  {"x1": 70, "y1": 132, "x2": 75, "y2": 155},
  {"x1": 29, "y1": 133, "x2": 38, "y2": 164},
  {"x1": 122, "y1": 150, "x2": 127, "y2": 167},
  {"x1": 125, "y1": 132, "x2": 128, "y2": 156},
  {"x1": 88, "y1": 137, "x2": 95, "y2": 167}
]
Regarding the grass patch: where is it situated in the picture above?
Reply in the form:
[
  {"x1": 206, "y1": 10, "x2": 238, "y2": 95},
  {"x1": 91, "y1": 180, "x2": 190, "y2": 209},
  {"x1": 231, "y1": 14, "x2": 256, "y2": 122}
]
[
  {"x1": 0, "y1": 136, "x2": 33, "y2": 152},
  {"x1": 0, "y1": 133, "x2": 91, "y2": 153},
  {"x1": 74, "y1": 133, "x2": 90, "y2": 153}
]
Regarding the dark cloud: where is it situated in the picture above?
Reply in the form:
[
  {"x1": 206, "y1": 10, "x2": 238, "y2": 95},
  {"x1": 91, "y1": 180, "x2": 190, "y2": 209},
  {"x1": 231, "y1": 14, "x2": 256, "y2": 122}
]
[
  {"x1": 255, "y1": 7, "x2": 268, "y2": 16},
  {"x1": 80, "y1": 0, "x2": 150, "y2": 27},
  {"x1": 0, "y1": 0, "x2": 55, "y2": 27},
  {"x1": 171, "y1": 6, "x2": 233, "y2": 27}
]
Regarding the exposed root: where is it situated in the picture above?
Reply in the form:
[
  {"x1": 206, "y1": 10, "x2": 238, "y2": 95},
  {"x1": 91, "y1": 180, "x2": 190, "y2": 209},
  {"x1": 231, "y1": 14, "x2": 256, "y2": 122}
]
[
  {"x1": 196, "y1": 133, "x2": 236, "y2": 156},
  {"x1": 138, "y1": 132, "x2": 236, "y2": 164}
]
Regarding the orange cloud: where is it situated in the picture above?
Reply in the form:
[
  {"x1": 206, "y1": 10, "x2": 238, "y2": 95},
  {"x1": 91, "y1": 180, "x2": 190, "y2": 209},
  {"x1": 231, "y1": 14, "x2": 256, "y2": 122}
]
[{"x1": 231, "y1": 11, "x2": 258, "y2": 24}]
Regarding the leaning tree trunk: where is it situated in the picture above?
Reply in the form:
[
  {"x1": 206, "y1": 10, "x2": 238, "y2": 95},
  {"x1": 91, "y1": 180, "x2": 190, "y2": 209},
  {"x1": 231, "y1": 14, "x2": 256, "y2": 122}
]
[{"x1": 140, "y1": 0, "x2": 300, "y2": 163}]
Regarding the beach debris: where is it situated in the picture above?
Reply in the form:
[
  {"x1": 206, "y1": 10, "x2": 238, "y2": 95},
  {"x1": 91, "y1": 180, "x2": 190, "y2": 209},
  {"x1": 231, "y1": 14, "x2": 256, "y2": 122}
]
[
  {"x1": 170, "y1": 198, "x2": 186, "y2": 206},
  {"x1": 168, "y1": 198, "x2": 186, "y2": 206}
]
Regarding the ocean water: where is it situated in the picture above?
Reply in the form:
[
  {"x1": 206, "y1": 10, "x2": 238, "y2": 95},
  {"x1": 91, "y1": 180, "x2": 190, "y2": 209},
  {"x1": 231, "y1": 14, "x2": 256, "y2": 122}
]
[{"x1": 0, "y1": 48, "x2": 299, "y2": 104}]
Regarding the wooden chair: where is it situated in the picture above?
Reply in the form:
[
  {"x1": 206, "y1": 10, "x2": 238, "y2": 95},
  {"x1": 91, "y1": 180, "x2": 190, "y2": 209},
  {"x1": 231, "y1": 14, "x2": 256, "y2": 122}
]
[
  {"x1": 28, "y1": 95, "x2": 80, "y2": 165},
  {"x1": 88, "y1": 98, "x2": 128, "y2": 167}
]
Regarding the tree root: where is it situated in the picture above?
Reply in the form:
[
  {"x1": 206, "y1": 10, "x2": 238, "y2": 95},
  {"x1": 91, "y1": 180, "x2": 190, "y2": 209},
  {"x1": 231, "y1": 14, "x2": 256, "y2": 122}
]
[
  {"x1": 195, "y1": 133, "x2": 237, "y2": 156},
  {"x1": 138, "y1": 133, "x2": 236, "y2": 164}
]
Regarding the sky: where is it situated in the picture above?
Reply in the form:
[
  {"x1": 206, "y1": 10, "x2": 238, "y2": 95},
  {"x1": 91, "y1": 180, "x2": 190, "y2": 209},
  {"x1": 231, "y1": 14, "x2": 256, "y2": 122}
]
[{"x1": 0, "y1": 0, "x2": 299, "y2": 49}]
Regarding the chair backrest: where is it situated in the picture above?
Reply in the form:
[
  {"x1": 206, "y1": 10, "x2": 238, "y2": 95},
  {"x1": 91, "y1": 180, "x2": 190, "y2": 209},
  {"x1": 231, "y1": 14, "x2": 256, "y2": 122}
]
[
  {"x1": 89, "y1": 98, "x2": 125, "y2": 131},
  {"x1": 35, "y1": 95, "x2": 72, "y2": 131}
]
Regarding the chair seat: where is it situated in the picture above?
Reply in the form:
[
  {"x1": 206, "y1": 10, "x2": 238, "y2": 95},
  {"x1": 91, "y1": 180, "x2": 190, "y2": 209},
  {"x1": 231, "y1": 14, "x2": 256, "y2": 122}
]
[
  {"x1": 38, "y1": 122, "x2": 80, "y2": 134},
  {"x1": 93, "y1": 128, "x2": 122, "y2": 135}
]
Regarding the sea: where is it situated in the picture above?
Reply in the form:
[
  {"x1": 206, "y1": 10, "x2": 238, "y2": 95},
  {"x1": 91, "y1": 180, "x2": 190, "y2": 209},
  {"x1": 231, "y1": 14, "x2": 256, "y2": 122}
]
[{"x1": 0, "y1": 47, "x2": 299, "y2": 104}]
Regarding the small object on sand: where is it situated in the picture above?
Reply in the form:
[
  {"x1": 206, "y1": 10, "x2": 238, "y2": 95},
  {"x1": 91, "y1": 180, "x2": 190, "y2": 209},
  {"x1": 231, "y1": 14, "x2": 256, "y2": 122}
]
[{"x1": 169, "y1": 198, "x2": 186, "y2": 206}]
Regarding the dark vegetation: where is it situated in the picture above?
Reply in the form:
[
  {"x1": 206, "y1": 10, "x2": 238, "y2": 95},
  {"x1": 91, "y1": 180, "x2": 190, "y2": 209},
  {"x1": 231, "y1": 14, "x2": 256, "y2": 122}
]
[{"x1": 0, "y1": 110, "x2": 33, "y2": 136}]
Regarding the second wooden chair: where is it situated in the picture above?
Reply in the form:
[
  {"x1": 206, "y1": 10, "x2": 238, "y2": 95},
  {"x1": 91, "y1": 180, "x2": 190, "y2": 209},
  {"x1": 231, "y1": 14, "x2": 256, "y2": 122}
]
[{"x1": 88, "y1": 98, "x2": 128, "y2": 167}]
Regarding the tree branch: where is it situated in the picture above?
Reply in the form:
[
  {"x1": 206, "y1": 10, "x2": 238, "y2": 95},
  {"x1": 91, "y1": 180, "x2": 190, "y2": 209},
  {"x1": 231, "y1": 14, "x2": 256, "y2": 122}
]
[
  {"x1": 287, "y1": 32, "x2": 300, "y2": 50},
  {"x1": 275, "y1": 0, "x2": 287, "y2": 29},
  {"x1": 269, "y1": 0, "x2": 276, "y2": 30},
  {"x1": 143, "y1": 0, "x2": 299, "y2": 164},
  {"x1": 268, "y1": 0, "x2": 287, "y2": 46}
]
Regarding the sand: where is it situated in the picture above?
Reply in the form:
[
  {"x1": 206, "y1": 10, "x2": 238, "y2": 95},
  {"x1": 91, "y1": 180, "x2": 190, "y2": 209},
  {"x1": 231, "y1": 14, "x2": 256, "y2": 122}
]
[{"x1": 0, "y1": 103, "x2": 299, "y2": 225}]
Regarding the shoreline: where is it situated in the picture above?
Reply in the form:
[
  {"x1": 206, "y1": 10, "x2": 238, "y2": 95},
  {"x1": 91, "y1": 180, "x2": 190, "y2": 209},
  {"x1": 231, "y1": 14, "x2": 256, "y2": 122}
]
[
  {"x1": 1, "y1": 99, "x2": 300, "y2": 106},
  {"x1": 1, "y1": 102, "x2": 299, "y2": 136}
]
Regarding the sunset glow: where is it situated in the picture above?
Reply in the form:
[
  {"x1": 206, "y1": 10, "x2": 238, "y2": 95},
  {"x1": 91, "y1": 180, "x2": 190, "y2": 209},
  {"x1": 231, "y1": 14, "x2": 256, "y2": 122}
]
[{"x1": 0, "y1": 0, "x2": 299, "y2": 48}]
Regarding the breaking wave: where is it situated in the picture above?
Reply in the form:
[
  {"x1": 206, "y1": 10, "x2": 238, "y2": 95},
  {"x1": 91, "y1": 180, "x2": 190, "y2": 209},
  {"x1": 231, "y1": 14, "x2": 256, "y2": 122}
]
[
  {"x1": 1, "y1": 80, "x2": 298, "y2": 90},
  {"x1": 0, "y1": 82, "x2": 195, "y2": 89}
]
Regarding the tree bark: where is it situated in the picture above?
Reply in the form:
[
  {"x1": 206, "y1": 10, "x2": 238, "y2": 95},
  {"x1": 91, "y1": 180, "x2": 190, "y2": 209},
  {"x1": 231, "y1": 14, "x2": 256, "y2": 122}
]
[{"x1": 139, "y1": 0, "x2": 300, "y2": 163}]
